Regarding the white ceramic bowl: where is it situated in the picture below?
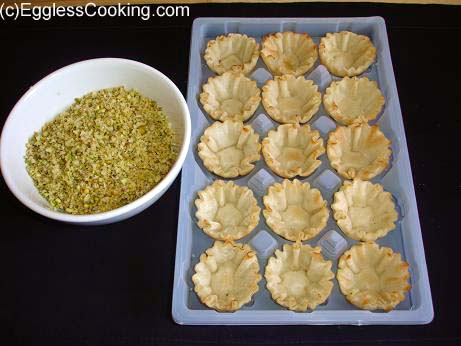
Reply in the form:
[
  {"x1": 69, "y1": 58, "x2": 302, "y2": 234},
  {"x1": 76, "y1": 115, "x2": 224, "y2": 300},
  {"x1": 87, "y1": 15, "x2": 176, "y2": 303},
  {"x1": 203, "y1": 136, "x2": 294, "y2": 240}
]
[{"x1": 0, "y1": 58, "x2": 191, "y2": 225}]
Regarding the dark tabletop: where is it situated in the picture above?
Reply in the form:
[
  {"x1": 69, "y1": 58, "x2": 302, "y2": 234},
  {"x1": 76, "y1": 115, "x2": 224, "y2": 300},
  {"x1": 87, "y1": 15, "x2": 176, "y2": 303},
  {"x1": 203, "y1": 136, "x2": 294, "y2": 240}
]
[{"x1": 1, "y1": 2, "x2": 460, "y2": 345}]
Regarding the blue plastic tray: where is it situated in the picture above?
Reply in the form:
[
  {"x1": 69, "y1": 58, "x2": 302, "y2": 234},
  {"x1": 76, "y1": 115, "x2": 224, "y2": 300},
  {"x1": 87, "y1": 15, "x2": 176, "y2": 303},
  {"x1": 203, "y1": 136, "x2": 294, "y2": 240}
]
[{"x1": 172, "y1": 17, "x2": 433, "y2": 325}]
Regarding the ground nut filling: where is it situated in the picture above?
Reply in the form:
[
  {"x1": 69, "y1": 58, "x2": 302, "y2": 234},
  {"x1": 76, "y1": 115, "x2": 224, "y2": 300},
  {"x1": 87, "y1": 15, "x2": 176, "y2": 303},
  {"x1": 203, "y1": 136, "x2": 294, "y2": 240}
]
[{"x1": 25, "y1": 87, "x2": 177, "y2": 214}]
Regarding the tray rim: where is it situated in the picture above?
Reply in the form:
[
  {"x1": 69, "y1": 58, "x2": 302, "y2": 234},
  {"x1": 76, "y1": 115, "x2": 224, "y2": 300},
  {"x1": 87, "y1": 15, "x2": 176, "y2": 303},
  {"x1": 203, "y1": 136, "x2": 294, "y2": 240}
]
[{"x1": 172, "y1": 16, "x2": 434, "y2": 325}]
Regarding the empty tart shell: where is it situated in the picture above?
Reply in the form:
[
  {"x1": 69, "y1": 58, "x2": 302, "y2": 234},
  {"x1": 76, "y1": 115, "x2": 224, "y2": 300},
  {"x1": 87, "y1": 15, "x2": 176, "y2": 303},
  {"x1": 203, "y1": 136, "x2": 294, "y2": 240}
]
[
  {"x1": 200, "y1": 70, "x2": 261, "y2": 122},
  {"x1": 195, "y1": 180, "x2": 260, "y2": 241},
  {"x1": 263, "y1": 179, "x2": 329, "y2": 241},
  {"x1": 262, "y1": 123, "x2": 325, "y2": 178},
  {"x1": 327, "y1": 122, "x2": 391, "y2": 180},
  {"x1": 198, "y1": 120, "x2": 261, "y2": 178},
  {"x1": 323, "y1": 77, "x2": 385, "y2": 125},
  {"x1": 192, "y1": 240, "x2": 261, "y2": 312},
  {"x1": 262, "y1": 74, "x2": 321, "y2": 124},
  {"x1": 332, "y1": 179, "x2": 398, "y2": 241},
  {"x1": 204, "y1": 33, "x2": 260, "y2": 75},
  {"x1": 265, "y1": 242, "x2": 334, "y2": 311},
  {"x1": 261, "y1": 32, "x2": 318, "y2": 77},
  {"x1": 319, "y1": 31, "x2": 376, "y2": 77},
  {"x1": 337, "y1": 241, "x2": 411, "y2": 311}
]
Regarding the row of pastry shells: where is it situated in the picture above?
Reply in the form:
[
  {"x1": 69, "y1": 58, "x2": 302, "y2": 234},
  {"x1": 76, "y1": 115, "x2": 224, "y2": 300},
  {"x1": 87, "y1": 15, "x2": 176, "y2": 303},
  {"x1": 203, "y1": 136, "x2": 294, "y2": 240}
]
[
  {"x1": 195, "y1": 179, "x2": 398, "y2": 243},
  {"x1": 192, "y1": 240, "x2": 410, "y2": 312},
  {"x1": 198, "y1": 120, "x2": 392, "y2": 180},
  {"x1": 204, "y1": 31, "x2": 376, "y2": 78},
  {"x1": 200, "y1": 72, "x2": 385, "y2": 125}
]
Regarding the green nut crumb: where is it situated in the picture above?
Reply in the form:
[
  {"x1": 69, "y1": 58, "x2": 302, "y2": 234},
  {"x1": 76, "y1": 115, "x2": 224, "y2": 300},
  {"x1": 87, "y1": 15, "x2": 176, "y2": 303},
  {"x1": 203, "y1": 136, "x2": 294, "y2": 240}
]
[{"x1": 25, "y1": 86, "x2": 177, "y2": 215}]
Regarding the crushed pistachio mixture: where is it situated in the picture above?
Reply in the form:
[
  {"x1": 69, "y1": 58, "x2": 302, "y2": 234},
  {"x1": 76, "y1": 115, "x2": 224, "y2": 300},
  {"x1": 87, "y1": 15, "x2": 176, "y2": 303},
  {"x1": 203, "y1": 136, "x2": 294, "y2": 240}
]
[{"x1": 25, "y1": 86, "x2": 177, "y2": 215}]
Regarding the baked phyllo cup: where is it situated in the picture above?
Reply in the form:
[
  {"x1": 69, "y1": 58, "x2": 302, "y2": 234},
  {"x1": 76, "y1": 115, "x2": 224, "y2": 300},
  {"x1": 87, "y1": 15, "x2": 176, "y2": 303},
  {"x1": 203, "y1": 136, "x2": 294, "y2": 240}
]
[
  {"x1": 200, "y1": 70, "x2": 261, "y2": 122},
  {"x1": 323, "y1": 77, "x2": 385, "y2": 125},
  {"x1": 195, "y1": 180, "x2": 260, "y2": 241},
  {"x1": 262, "y1": 74, "x2": 321, "y2": 124},
  {"x1": 332, "y1": 179, "x2": 398, "y2": 241},
  {"x1": 204, "y1": 33, "x2": 260, "y2": 75},
  {"x1": 265, "y1": 242, "x2": 334, "y2": 311},
  {"x1": 192, "y1": 240, "x2": 261, "y2": 312},
  {"x1": 337, "y1": 241, "x2": 411, "y2": 311},
  {"x1": 262, "y1": 123, "x2": 324, "y2": 178},
  {"x1": 319, "y1": 31, "x2": 376, "y2": 77},
  {"x1": 198, "y1": 120, "x2": 261, "y2": 178},
  {"x1": 263, "y1": 179, "x2": 329, "y2": 241},
  {"x1": 327, "y1": 122, "x2": 391, "y2": 180},
  {"x1": 261, "y1": 32, "x2": 318, "y2": 77}
]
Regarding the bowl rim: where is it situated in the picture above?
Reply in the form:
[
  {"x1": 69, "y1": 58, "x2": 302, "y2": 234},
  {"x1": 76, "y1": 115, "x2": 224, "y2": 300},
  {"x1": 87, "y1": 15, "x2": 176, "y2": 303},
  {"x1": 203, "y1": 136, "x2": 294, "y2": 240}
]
[{"x1": 0, "y1": 57, "x2": 191, "y2": 223}]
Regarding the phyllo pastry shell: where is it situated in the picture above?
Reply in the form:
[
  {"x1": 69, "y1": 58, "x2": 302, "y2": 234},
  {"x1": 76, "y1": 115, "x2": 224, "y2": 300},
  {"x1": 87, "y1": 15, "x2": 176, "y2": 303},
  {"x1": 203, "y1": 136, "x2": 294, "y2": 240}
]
[
  {"x1": 319, "y1": 31, "x2": 376, "y2": 77},
  {"x1": 337, "y1": 241, "x2": 411, "y2": 311},
  {"x1": 332, "y1": 180, "x2": 398, "y2": 241},
  {"x1": 262, "y1": 74, "x2": 321, "y2": 124},
  {"x1": 195, "y1": 180, "x2": 260, "y2": 240},
  {"x1": 192, "y1": 241, "x2": 261, "y2": 312},
  {"x1": 323, "y1": 77, "x2": 385, "y2": 125},
  {"x1": 263, "y1": 179, "x2": 329, "y2": 241},
  {"x1": 198, "y1": 120, "x2": 261, "y2": 178},
  {"x1": 261, "y1": 32, "x2": 318, "y2": 77},
  {"x1": 262, "y1": 123, "x2": 324, "y2": 178},
  {"x1": 200, "y1": 70, "x2": 261, "y2": 122},
  {"x1": 265, "y1": 242, "x2": 334, "y2": 311},
  {"x1": 327, "y1": 122, "x2": 391, "y2": 180},
  {"x1": 204, "y1": 33, "x2": 260, "y2": 75}
]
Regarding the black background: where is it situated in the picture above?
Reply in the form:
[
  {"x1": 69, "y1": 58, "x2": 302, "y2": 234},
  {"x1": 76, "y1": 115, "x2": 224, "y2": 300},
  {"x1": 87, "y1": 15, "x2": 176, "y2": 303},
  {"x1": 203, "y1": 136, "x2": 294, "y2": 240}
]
[{"x1": 1, "y1": 2, "x2": 460, "y2": 345}]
